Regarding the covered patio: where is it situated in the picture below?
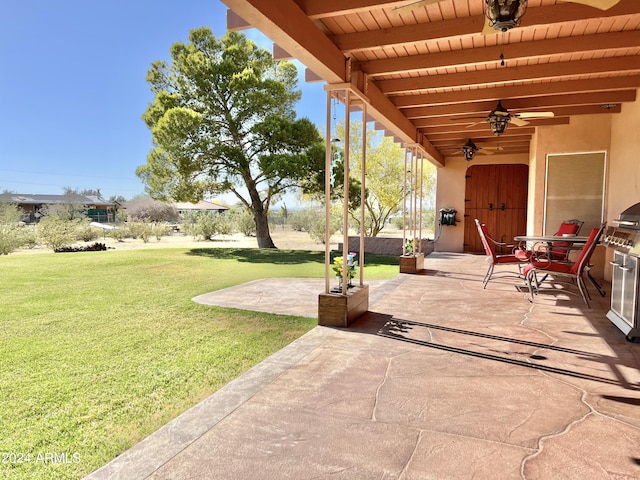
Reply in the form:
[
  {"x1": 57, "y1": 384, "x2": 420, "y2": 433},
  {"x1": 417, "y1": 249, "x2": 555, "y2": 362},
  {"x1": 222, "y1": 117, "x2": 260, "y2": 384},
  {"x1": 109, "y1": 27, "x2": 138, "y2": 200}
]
[
  {"x1": 220, "y1": 0, "x2": 640, "y2": 325},
  {"x1": 86, "y1": 252, "x2": 640, "y2": 479}
]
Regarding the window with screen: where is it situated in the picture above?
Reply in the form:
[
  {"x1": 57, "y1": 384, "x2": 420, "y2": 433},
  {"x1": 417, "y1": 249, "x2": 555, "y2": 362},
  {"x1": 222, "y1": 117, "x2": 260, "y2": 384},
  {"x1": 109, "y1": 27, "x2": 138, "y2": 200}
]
[{"x1": 544, "y1": 152, "x2": 606, "y2": 235}]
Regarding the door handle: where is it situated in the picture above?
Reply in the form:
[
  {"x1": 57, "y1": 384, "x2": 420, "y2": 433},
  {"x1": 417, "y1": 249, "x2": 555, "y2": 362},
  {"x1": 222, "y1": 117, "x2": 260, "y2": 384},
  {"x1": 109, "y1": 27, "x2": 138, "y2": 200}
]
[
  {"x1": 500, "y1": 203, "x2": 506, "y2": 211},
  {"x1": 488, "y1": 203, "x2": 493, "y2": 211}
]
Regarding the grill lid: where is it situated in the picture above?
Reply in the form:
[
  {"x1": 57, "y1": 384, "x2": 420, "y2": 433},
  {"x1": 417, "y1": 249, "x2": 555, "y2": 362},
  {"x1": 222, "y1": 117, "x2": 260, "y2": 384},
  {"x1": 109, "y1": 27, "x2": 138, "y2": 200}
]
[{"x1": 615, "y1": 202, "x2": 640, "y2": 230}]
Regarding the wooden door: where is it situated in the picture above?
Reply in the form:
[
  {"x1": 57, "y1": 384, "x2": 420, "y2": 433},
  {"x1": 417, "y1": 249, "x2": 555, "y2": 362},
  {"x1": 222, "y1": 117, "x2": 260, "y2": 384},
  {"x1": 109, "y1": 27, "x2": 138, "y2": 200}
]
[{"x1": 464, "y1": 164, "x2": 528, "y2": 253}]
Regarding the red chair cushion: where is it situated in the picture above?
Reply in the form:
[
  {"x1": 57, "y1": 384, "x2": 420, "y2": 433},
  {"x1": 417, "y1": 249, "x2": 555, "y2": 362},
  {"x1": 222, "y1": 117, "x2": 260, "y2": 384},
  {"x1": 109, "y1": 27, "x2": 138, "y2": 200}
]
[
  {"x1": 523, "y1": 260, "x2": 572, "y2": 276},
  {"x1": 495, "y1": 254, "x2": 525, "y2": 264}
]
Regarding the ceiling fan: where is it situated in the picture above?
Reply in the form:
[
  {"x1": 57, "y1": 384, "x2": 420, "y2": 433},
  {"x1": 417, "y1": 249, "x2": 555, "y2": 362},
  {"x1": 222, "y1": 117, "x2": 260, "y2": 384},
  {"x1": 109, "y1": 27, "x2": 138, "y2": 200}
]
[
  {"x1": 459, "y1": 100, "x2": 554, "y2": 135},
  {"x1": 439, "y1": 139, "x2": 503, "y2": 160},
  {"x1": 395, "y1": 0, "x2": 622, "y2": 32}
]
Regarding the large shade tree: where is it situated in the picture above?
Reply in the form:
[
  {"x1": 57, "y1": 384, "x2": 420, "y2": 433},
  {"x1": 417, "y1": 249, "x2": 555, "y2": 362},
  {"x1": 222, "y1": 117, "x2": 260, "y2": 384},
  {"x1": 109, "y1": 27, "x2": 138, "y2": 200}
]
[{"x1": 137, "y1": 28, "x2": 324, "y2": 248}]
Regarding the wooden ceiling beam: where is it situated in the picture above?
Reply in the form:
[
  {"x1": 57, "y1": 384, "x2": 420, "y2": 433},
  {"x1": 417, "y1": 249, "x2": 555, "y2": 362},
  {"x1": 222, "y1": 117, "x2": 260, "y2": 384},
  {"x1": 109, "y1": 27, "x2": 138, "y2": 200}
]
[
  {"x1": 421, "y1": 118, "x2": 570, "y2": 134},
  {"x1": 221, "y1": 0, "x2": 347, "y2": 83},
  {"x1": 433, "y1": 136, "x2": 532, "y2": 145},
  {"x1": 359, "y1": 31, "x2": 640, "y2": 77},
  {"x1": 392, "y1": 75, "x2": 640, "y2": 108},
  {"x1": 443, "y1": 147, "x2": 531, "y2": 157},
  {"x1": 226, "y1": 9, "x2": 251, "y2": 31},
  {"x1": 433, "y1": 139, "x2": 532, "y2": 149},
  {"x1": 295, "y1": 0, "x2": 404, "y2": 19},
  {"x1": 360, "y1": 79, "x2": 445, "y2": 166},
  {"x1": 417, "y1": 115, "x2": 575, "y2": 128},
  {"x1": 412, "y1": 104, "x2": 620, "y2": 127},
  {"x1": 222, "y1": 1, "x2": 445, "y2": 167},
  {"x1": 332, "y1": 1, "x2": 639, "y2": 52},
  {"x1": 426, "y1": 128, "x2": 536, "y2": 141},
  {"x1": 376, "y1": 56, "x2": 640, "y2": 94},
  {"x1": 402, "y1": 91, "x2": 636, "y2": 119}
]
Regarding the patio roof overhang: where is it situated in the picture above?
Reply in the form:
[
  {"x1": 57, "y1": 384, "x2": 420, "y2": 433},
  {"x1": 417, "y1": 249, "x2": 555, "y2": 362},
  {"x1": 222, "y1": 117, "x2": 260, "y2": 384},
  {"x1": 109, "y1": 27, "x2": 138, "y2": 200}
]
[{"x1": 221, "y1": 0, "x2": 640, "y2": 167}]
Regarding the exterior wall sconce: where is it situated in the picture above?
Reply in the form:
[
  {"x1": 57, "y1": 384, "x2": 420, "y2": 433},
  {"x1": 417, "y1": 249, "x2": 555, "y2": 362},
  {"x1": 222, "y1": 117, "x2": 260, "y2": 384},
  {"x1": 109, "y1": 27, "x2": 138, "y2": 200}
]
[
  {"x1": 487, "y1": 100, "x2": 511, "y2": 136},
  {"x1": 485, "y1": 0, "x2": 528, "y2": 32}
]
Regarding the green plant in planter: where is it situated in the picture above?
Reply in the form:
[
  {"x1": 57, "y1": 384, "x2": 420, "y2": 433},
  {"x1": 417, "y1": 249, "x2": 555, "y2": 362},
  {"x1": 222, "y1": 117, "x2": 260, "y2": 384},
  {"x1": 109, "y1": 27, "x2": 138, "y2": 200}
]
[
  {"x1": 332, "y1": 252, "x2": 358, "y2": 288},
  {"x1": 405, "y1": 238, "x2": 414, "y2": 255}
]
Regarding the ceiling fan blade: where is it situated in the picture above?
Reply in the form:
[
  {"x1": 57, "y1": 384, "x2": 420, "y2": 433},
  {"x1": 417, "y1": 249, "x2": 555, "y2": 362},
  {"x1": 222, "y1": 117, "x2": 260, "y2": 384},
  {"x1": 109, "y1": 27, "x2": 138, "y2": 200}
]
[
  {"x1": 516, "y1": 111, "x2": 555, "y2": 119},
  {"x1": 511, "y1": 117, "x2": 529, "y2": 127},
  {"x1": 557, "y1": 0, "x2": 621, "y2": 10},
  {"x1": 394, "y1": 0, "x2": 444, "y2": 14},
  {"x1": 465, "y1": 121, "x2": 486, "y2": 129}
]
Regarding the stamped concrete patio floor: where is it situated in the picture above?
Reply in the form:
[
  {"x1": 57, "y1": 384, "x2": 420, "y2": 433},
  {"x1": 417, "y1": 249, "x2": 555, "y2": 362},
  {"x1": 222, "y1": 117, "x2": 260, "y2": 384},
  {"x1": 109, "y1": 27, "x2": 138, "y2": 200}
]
[{"x1": 86, "y1": 252, "x2": 640, "y2": 480}]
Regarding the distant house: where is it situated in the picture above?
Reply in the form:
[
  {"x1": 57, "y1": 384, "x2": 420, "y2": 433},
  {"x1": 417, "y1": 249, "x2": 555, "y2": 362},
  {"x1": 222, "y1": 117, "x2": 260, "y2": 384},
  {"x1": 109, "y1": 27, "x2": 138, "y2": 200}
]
[
  {"x1": 0, "y1": 193, "x2": 119, "y2": 223},
  {"x1": 172, "y1": 200, "x2": 229, "y2": 217}
]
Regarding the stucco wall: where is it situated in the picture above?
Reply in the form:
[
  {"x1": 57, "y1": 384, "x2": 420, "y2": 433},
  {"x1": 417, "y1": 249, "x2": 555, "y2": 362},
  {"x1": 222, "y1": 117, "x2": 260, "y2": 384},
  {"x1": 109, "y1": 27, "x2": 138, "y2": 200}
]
[
  {"x1": 609, "y1": 96, "x2": 640, "y2": 220},
  {"x1": 529, "y1": 114, "x2": 612, "y2": 234}
]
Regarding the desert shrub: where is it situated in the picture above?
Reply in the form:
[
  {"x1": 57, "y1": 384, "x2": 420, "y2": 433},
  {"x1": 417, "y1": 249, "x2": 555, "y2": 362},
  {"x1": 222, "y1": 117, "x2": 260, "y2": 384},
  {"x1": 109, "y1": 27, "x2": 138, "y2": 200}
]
[
  {"x1": 183, "y1": 212, "x2": 233, "y2": 240},
  {"x1": 125, "y1": 198, "x2": 179, "y2": 222},
  {"x1": 114, "y1": 208, "x2": 128, "y2": 223},
  {"x1": 390, "y1": 212, "x2": 433, "y2": 230},
  {"x1": 109, "y1": 227, "x2": 127, "y2": 242},
  {"x1": 391, "y1": 216, "x2": 404, "y2": 230},
  {"x1": 127, "y1": 221, "x2": 153, "y2": 243},
  {"x1": 37, "y1": 217, "x2": 79, "y2": 251},
  {"x1": 0, "y1": 203, "x2": 33, "y2": 255},
  {"x1": 151, "y1": 223, "x2": 172, "y2": 241},
  {"x1": 288, "y1": 208, "x2": 318, "y2": 232},
  {"x1": 40, "y1": 202, "x2": 87, "y2": 221},
  {"x1": 76, "y1": 221, "x2": 100, "y2": 242},
  {"x1": 307, "y1": 210, "x2": 341, "y2": 244},
  {"x1": 231, "y1": 208, "x2": 256, "y2": 237}
]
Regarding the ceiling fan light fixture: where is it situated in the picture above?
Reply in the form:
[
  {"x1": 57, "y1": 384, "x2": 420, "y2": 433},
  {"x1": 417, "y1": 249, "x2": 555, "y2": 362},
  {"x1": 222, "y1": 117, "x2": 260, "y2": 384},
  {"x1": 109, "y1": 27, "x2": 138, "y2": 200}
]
[
  {"x1": 462, "y1": 139, "x2": 479, "y2": 161},
  {"x1": 488, "y1": 100, "x2": 511, "y2": 136},
  {"x1": 485, "y1": 0, "x2": 528, "y2": 32}
]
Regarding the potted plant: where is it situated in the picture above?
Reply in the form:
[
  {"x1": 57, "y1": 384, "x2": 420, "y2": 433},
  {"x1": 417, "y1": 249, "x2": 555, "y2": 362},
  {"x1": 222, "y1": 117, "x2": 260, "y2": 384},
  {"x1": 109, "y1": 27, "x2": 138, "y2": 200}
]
[
  {"x1": 332, "y1": 252, "x2": 358, "y2": 290},
  {"x1": 404, "y1": 238, "x2": 414, "y2": 256}
]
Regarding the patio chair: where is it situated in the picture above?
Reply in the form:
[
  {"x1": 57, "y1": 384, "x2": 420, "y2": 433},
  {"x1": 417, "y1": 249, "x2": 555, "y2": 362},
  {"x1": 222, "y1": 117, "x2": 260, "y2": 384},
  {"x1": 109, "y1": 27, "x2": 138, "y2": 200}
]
[
  {"x1": 475, "y1": 219, "x2": 531, "y2": 289},
  {"x1": 545, "y1": 219, "x2": 584, "y2": 262},
  {"x1": 523, "y1": 223, "x2": 605, "y2": 308}
]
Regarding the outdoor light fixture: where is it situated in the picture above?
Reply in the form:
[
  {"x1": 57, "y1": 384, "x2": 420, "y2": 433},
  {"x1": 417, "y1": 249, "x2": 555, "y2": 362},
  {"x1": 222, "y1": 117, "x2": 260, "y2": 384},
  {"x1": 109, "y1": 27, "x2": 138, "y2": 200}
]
[
  {"x1": 487, "y1": 100, "x2": 511, "y2": 136},
  {"x1": 485, "y1": 0, "x2": 528, "y2": 32},
  {"x1": 462, "y1": 139, "x2": 479, "y2": 161}
]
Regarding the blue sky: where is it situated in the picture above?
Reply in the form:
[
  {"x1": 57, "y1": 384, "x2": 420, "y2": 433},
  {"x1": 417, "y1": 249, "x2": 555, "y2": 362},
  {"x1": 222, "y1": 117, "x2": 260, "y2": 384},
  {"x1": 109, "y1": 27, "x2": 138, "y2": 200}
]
[{"x1": 0, "y1": 0, "x2": 326, "y2": 202}]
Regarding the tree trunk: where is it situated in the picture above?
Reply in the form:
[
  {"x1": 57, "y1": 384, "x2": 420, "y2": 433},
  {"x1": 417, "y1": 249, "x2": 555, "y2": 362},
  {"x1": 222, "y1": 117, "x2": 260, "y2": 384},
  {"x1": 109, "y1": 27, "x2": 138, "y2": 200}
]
[{"x1": 254, "y1": 208, "x2": 276, "y2": 248}]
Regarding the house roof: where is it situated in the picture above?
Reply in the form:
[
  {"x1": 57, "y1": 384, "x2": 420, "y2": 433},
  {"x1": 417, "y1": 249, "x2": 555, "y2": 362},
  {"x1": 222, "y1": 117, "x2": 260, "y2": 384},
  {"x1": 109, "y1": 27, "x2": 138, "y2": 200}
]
[
  {"x1": 0, "y1": 193, "x2": 115, "y2": 207},
  {"x1": 221, "y1": 0, "x2": 640, "y2": 166},
  {"x1": 173, "y1": 200, "x2": 230, "y2": 211}
]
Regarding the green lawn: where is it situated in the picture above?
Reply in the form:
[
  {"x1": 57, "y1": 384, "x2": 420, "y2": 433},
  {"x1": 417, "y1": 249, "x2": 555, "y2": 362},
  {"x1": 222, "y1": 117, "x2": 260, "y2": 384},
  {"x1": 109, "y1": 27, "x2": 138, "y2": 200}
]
[{"x1": 0, "y1": 247, "x2": 398, "y2": 479}]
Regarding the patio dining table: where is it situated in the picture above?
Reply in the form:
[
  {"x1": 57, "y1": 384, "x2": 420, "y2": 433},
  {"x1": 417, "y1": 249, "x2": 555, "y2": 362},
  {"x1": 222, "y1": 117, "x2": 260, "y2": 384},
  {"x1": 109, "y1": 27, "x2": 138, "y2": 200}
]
[
  {"x1": 513, "y1": 234, "x2": 605, "y2": 297},
  {"x1": 513, "y1": 234, "x2": 589, "y2": 245}
]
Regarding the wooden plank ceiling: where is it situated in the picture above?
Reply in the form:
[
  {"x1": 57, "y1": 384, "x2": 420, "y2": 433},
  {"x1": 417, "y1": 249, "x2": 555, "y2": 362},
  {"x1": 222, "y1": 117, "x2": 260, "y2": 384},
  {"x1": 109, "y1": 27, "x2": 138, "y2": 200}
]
[{"x1": 221, "y1": 0, "x2": 640, "y2": 166}]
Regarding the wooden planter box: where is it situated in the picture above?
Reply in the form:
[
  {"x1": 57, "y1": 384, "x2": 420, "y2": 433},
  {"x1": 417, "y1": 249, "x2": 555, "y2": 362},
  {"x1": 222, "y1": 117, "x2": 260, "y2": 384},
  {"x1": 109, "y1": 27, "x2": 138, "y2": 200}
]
[
  {"x1": 318, "y1": 284, "x2": 369, "y2": 327},
  {"x1": 399, "y1": 252, "x2": 424, "y2": 274}
]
